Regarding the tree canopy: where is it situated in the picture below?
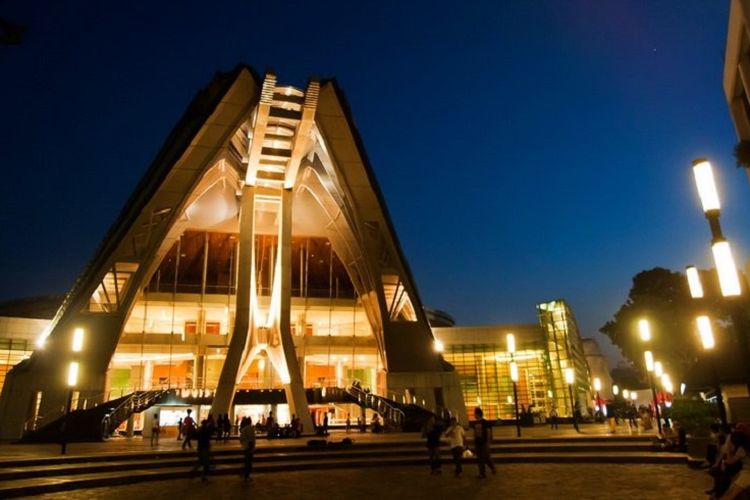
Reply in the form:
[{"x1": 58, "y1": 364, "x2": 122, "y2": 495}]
[{"x1": 600, "y1": 267, "x2": 726, "y2": 383}]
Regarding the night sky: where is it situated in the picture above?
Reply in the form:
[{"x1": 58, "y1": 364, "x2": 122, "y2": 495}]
[{"x1": 1, "y1": 1, "x2": 748, "y2": 364}]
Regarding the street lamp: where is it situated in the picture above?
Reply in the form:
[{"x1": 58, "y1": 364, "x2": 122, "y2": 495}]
[
  {"x1": 510, "y1": 361, "x2": 521, "y2": 437},
  {"x1": 630, "y1": 391, "x2": 637, "y2": 402},
  {"x1": 612, "y1": 384, "x2": 619, "y2": 397},
  {"x1": 691, "y1": 158, "x2": 750, "y2": 396},
  {"x1": 623, "y1": 389, "x2": 630, "y2": 400},
  {"x1": 507, "y1": 333, "x2": 521, "y2": 437},
  {"x1": 565, "y1": 367, "x2": 576, "y2": 421},
  {"x1": 686, "y1": 266, "x2": 705, "y2": 298},
  {"x1": 695, "y1": 315, "x2": 727, "y2": 425},
  {"x1": 654, "y1": 361, "x2": 663, "y2": 378},
  {"x1": 644, "y1": 350, "x2": 663, "y2": 434},
  {"x1": 593, "y1": 376, "x2": 601, "y2": 404},
  {"x1": 638, "y1": 319, "x2": 652, "y2": 342}
]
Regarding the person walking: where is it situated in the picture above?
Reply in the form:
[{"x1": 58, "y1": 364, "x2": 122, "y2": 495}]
[
  {"x1": 472, "y1": 407, "x2": 496, "y2": 479},
  {"x1": 572, "y1": 402, "x2": 581, "y2": 433},
  {"x1": 194, "y1": 420, "x2": 212, "y2": 481},
  {"x1": 182, "y1": 409, "x2": 196, "y2": 450},
  {"x1": 239, "y1": 417, "x2": 256, "y2": 481},
  {"x1": 346, "y1": 413, "x2": 351, "y2": 434},
  {"x1": 176, "y1": 417, "x2": 183, "y2": 441},
  {"x1": 444, "y1": 417, "x2": 466, "y2": 477},
  {"x1": 549, "y1": 406, "x2": 559, "y2": 430},
  {"x1": 422, "y1": 415, "x2": 442, "y2": 475},
  {"x1": 322, "y1": 412, "x2": 329, "y2": 436},
  {"x1": 150, "y1": 412, "x2": 160, "y2": 447}
]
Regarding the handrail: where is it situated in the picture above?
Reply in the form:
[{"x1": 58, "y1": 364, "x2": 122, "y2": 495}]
[
  {"x1": 101, "y1": 389, "x2": 170, "y2": 437},
  {"x1": 346, "y1": 384, "x2": 405, "y2": 426}
]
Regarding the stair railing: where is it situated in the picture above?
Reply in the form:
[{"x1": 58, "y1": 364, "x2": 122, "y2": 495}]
[{"x1": 346, "y1": 384, "x2": 404, "y2": 427}]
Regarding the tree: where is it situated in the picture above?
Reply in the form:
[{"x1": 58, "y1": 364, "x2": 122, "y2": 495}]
[{"x1": 600, "y1": 267, "x2": 724, "y2": 381}]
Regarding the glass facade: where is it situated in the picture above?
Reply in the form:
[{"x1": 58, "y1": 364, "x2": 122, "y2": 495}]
[
  {"x1": 107, "y1": 230, "x2": 382, "y2": 407},
  {"x1": 442, "y1": 343, "x2": 550, "y2": 421},
  {"x1": 537, "y1": 300, "x2": 592, "y2": 416}
]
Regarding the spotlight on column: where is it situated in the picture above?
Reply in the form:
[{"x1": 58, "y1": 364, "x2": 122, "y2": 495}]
[{"x1": 433, "y1": 339, "x2": 445, "y2": 353}]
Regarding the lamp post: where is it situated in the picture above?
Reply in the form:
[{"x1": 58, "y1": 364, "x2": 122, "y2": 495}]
[
  {"x1": 507, "y1": 333, "x2": 521, "y2": 437},
  {"x1": 565, "y1": 367, "x2": 579, "y2": 432},
  {"x1": 510, "y1": 361, "x2": 521, "y2": 437},
  {"x1": 638, "y1": 319, "x2": 662, "y2": 434},
  {"x1": 695, "y1": 314, "x2": 728, "y2": 425},
  {"x1": 644, "y1": 350, "x2": 663, "y2": 434},
  {"x1": 593, "y1": 377, "x2": 602, "y2": 420},
  {"x1": 691, "y1": 158, "x2": 750, "y2": 395}
]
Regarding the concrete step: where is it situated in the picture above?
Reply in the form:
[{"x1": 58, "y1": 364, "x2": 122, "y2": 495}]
[
  {"x1": 0, "y1": 441, "x2": 659, "y2": 481},
  {"x1": 0, "y1": 435, "x2": 655, "y2": 468},
  {"x1": 0, "y1": 451, "x2": 687, "y2": 498}
]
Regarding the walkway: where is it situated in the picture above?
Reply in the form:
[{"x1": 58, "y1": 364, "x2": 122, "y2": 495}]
[
  {"x1": 33, "y1": 463, "x2": 707, "y2": 500},
  {"x1": 0, "y1": 422, "x2": 649, "y2": 460}
]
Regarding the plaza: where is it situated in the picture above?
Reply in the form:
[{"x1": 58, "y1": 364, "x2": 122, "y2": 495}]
[{"x1": 2, "y1": 1, "x2": 750, "y2": 499}]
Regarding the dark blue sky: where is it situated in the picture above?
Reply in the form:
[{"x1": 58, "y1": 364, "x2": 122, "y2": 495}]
[{"x1": 2, "y1": 1, "x2": 748, "y2": 364}]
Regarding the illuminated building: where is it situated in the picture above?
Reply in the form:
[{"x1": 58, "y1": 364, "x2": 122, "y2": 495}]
[
  {"x1": 433, "y1": 299, "x2": 593, "y2": 420},
  {"x1": 0, "y1": 67, "x2": 466, "y2": 439}
]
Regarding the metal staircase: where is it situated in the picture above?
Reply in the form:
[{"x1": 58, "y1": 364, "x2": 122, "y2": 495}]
[
  {"x1": 22, "y1": 389, "x2": 171, "y2": 443},
  {"x1": 344, "y1": 383, "x2": 439, "y2": 432}
]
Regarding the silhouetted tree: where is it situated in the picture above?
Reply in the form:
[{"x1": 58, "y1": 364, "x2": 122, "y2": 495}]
[{"x1": 600, "y1": 267, "x2": 726, "y2": 379}]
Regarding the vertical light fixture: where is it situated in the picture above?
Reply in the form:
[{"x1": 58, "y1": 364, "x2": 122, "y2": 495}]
[
  {"x1": 638, "y1": 319, "x2": 652, "y2": 342},
  {"x1": 67, "y1": 362, "x2": 79, "y2": 387},
  {"x1": 696, "y1": 316, "x2": 716, "y2": 350},
  {"x1": 644, "y1": 351, "x2": 654, "y2": 372},
  {"x1": 692, "y1": 159, "x2": 721, "y2": 212},
  {"x1": 712, "y1": 241, "x2": 742, "y2": 297},
  {"x1": 72, "y1": 328, "x2": 84, "y2": 353},
  {"x1": 685, "y1": 266, "x2": 704, "y2": 298}
]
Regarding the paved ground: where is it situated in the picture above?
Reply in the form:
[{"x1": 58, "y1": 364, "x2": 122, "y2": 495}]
[
  {"x1": 0, "y1": 422, "x2": 649, "y2": 460},
  {"x1": 33, "y1": 463, "x2": 708, "y2": 499}
]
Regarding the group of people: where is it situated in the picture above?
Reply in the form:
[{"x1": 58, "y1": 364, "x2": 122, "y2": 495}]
[
  {"x1": 422, "y1": 407, "x2": 496, "y2": 479},
  {"x1": 173, "y1": 409, "x2": 259, "y2": 481},
  {"x1": 704, "y1": 423, "x2": 750, "y2": 499}
]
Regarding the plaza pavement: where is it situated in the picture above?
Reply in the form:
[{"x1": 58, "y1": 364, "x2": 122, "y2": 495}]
[
  {"x1": 32, "y1": 463, "x2": 708, "y2": 499},
  {"x1": 0, "y1": 422, "x2": 646, "y2": 460}
]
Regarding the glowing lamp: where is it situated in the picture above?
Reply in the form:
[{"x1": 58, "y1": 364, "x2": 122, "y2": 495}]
[
  {"x1": 612, "y1": 384, "x2": 619, "y2": 396},
  {"x1": 638, "y1": 319, "x2": 651, "y2": 342},
  {"x1": 686, "y1": 266, "x2": 704, "y2": 298},
  {"x1": 510, "y1": 361, "x2": 519, "y2": 382},
  {"x1": 696, "y1": 315, "x2": 715, "y2": 350},
  {"x1": 72, "y1": 328, "x2": 84, "y2": 352},
  {"x1": 564, "y1": 368, "x2": 574, "y2": 385},
  {"x1": 434, "y1": 339, "x2": 445, "y2": 353},
  {"x1": 67, "y1": 362, "x2": 79, "y2": 387},
  {"x1": 623, "y1": 389, "x2": 630, "y2": 399},
  {"x1": 644, "y1": 351, "x2": 654, "y2": 372},
  {"x1": 712, "y1": 240, "x2": 742, "y2": 297},
  {"x1": 506, "y1": 333, "x2": 516, "y2": 354},
  {"x1": 654, "y1": 361, "x2": 663, "y2": 378},
  {"x1": 630, "y1": 391, "x2": 637, "y2": 401},
  {"x1": 692, "y1": 159, "x2": 721, "y2": 213},
  {"x1": 593, "y1": 378, "x2": 602, "y2": 391}
]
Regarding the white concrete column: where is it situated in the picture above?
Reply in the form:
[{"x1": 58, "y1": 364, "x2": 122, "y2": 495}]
[
  {"x1": 278, "y1": 189, "x2": 313, "y2": 432},
  {"x1": 212, "y1": 185, "x2": 255, "y2": 415}
]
